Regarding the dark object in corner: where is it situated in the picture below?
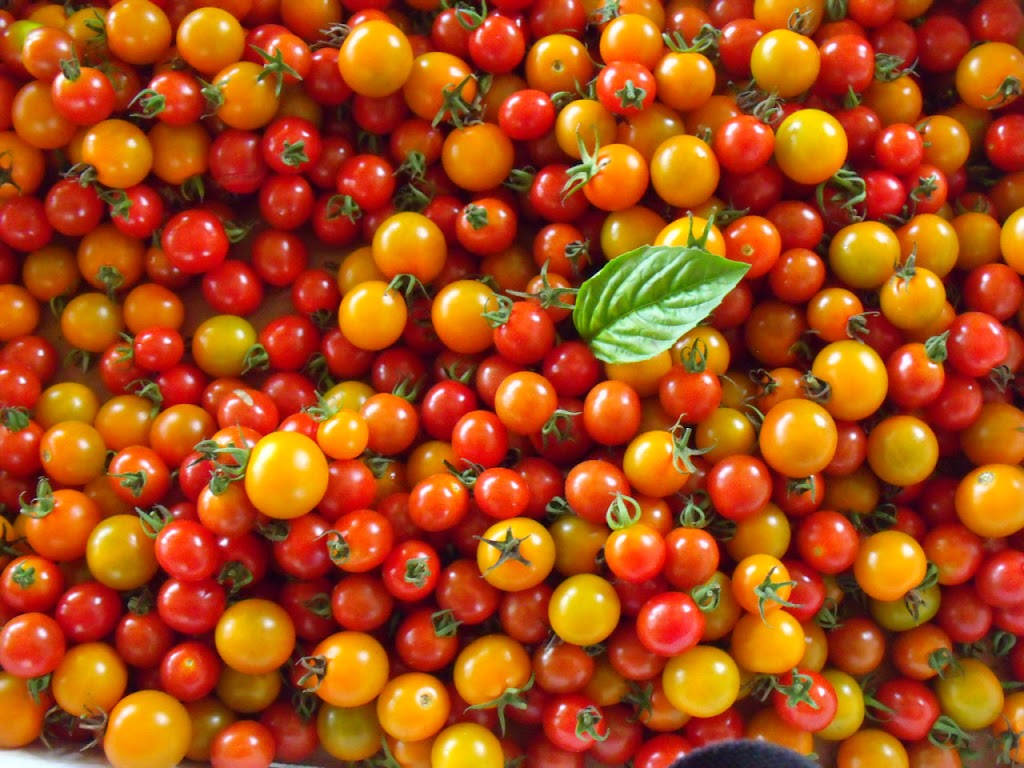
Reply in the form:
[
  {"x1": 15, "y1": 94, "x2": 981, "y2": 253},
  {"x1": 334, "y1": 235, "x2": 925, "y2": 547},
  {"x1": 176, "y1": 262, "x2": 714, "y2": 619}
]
[{"x1": 669, "y1": 740, "x2": 818, "y2": 768}]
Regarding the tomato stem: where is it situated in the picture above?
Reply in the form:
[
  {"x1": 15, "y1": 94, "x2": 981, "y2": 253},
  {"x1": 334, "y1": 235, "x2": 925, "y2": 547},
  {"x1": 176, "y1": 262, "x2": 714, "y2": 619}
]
[
  {"x1": 575, "y1": 705, "x2": 609, "y2": 743},
  {"x1": 431, "y1": 608, "x2": 462, "y2": 637},
  {"x1": 677, "y1": 490, "x2": 712, "y2": 528},
  {"x1": 545, "y1": 496, "x2": 571, "y2": 517},
  {"x1": 10, "y1": 563, "x2": 35, "y2": 588},
  {"x1": 109, "y1": 470, "x2": 147, "y2": 499},
  {"x1": 257, "y1": 520, "x2": 290, "y2": 542},
  {"x1": 0, "y1": 151, "x2": 21, "y2": 194},
  {"x1": 444, "y1": 0, "x2": 487, "y2": 30},
  {"x1": 218, "y1": 560, "x2": 254, "y2": 594},
  {"x1": 605, "y1": 492, "x2": 641, "y2": 530},
  {"x1": 475, "y1": 526, "x2": 533, "y2": 575},
  {"x1": 775, "y1": 669, "x2": 821, "y2": 710},
  {"x1": 815, "y1": 167, "x2": 866, "y2": 220},
  {"x1": 738, "y1": 85, "x2": 786, "y2": 125},
  {"x1": 393, "y1": 180, "x2": 433, "y2": 212},
  {"x1": 749, "y1": 368, "x2": 777, "y2": 396},
  {"x1": 691, "y1": 581, "x2": 721, "y2": 612},
  {"x1": 99, "y1": 188, "x2": 132, "y2": 221},
  {"x1": 372, "y1": 735, "x2": 403, "y2": 768},
  {"x1": 799, "y1": 371, "x2": 831, "y2": 403},
  {"x1": 786, "y1": 7, "x2": 813, "y2": 34},
  {"x1": 127, "y1": 88, "x2": 165, "y2": 119},
  {"x1": 364, "y1": 452, "x2": 397, "y2": 479},
  {"x1": 41, "y1": 706, "x2": 75, "y2": 751},
  {"x1": 983, "y1": 76, "x2": 1022, "y2": 108},
  {"x1": 874, "y1": 52, "x2": 913, "y2": 82},
  {"x1": 993, "y1": 631, "x2": 1018, "y2": 658},
  {"x1": 444, "y1": 459, "x2": 483, "y2": 488},
  {"x1": 991, "y1": 727, "x2": 1021, "y2": 766},
  {"x1": 928, "y1": 715, "x2": 971, "y2": 752},
  {"x1": 193, "y1": 438, "x2": 250, "y2": 494},
  {"x1": 386, "y1": 273, "x2": 428, "y2": 301},
  {"x1": 480, "y1": 294, "x2": 514, "y2": 328},
  {"x1": 825, "y1": 0, "x2": 847, "y2": 22},
  {"x1": 253, "y1": 45, "x2": 302, "y2": 97},
  {"x1": 587, "y1": 0, "x2": 620, "y2": 26},
  {"x1": 136, "y1": 504, "x2": 171, "y2": 539},
  {"x1": 466, "y1": 673, "x2": 534, "y2": 736},
  {"x1": 433, "y1": 74, "x2": 483, "y2": 129},
  {"x1": 441, "y1": 357, "x2": 478, "y2": 385},
  {"x1": 706, "y1": 513, "x2": 737, "y2": 541},
  {"x1": 892, "y1": 250, "x2": 918, "y2": 285},
  {"x1": 862, "y1": 687, "x2": 895, "y2": 722},
  {"x1": 669, "y1": 419, "x2": 714, "y2": 474},
  {"x1": 786, "y1": 475, "x2": 817, "y2": 500},
  {"x1": 503, "y1": 166, "x2": 536, "y2": 193},
  {"x1": 290, "y1": 690, "x2": 319, "y2": 721},
  {"x1": 396, "y1": 150, "x2": 427, "y2": 181},
  {"x1": 463, "y1": 203, "x2": 489, "y2": 230},
  {"x1": 319, "y1": 529, "x2": 350, "y2": 565},
  {"x1": 391, "y1": 375, "x2": 426, "y2": 402},
  {"x1": 662, "y1": 25, "x2": 719, "y2": 54},
  {"x1": 19, "y1": 477, "x2": 54, "y2": 519},
  {"x1": 198, "y1": 80, "x2": 225, "y2": 112},
  {"x1": 845, "y1": 310, "x2": 878, "y2": 340},
  {"x1": 990, "y1": 363, "x2": 1015, "y2": 392},
  {"x1": 223, "y1": 219, "x2": 253, "y2": 243},
  {"x1": 679, "y1": 338, "x2": 709, "y2": 374},
  {"x1": 814, "y1": 597, "x2": 842, "y2": 630},
  {"x1": 295, "y1": 655, "x2": 328, "y2": 690},
  {"x1": 27, "y1": 674, "x2": 51, "y2": 706},
  {"x1": 82, "y1": 10, "x2": 107, "y2": 46},
  {"x1": 615, "y1": 79, "x2": 647, "y2": 111},
  {"x1": 75, "y1": 705, "x2": 109, "y2": 751},
  {"x1": 315, "y1": 23, "x2": 351, "y2": 49},
  {"x1": 279, "y1": 140, "x2": 309, "y2": 167},
  {"x1": 301, "y1": 592, "x2": 332, "y2": 619},
  {"x1": 324, "y1": 193, "x2": 362, "y2": 223},
  {"x1": 128, "y1": 379, "x2": 164, "y2": 418},
  {"x1": 180, "y1": 175, "x2": 206, "y2": 203},
  {"x1": 540, "y1": 408, "x2": 582, "y2": 447},
  {"x1": 126, "y1": 587, "x2": 154, "y2": 615},
  {"x1": 242, "y1": 343, "x2": 270, "y2": 374},
  {"x1": 562, "y1": 129, "x2": 604, "y2": 200},
  {"x1": 404, "y1": 555, "x2": 433, "y2": 587},
  {"x1": 753, "y1": 565, "x2": 801, "y2": 623},
  {"x1": 624, "y1": 682, "x2": 654, "y2": 720},
  {"x1": 848, "y1": 504, "x2": 897, "y2": 535},
  {"x1": 58, "y1": 51, "x2": 81, "y2": 81},
  {"x1": 508, "y1": 260, "x2": 579, "y2": 310}
]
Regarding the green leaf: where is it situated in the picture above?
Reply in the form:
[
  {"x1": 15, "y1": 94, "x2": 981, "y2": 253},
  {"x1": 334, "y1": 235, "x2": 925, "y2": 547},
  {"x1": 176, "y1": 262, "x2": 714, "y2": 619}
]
[{"x1": 572, "y1": 244, "x2": 750, "y2": 363}]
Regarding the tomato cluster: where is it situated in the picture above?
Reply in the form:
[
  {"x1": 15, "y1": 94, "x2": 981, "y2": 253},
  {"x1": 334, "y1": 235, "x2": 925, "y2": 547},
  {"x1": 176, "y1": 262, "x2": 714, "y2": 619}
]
[{"x1": 2, "y1": 0, "x2": 1024, "y2": 767}]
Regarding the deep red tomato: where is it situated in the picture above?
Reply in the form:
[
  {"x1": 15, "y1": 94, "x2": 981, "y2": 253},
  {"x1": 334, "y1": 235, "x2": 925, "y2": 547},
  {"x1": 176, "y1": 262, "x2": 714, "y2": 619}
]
[
  {"x1": 161, "y1": 209, "x2": 230, "y2": 275},
  {"x1": 542, "y1": 693, "x2": 609, "y2": 753}
]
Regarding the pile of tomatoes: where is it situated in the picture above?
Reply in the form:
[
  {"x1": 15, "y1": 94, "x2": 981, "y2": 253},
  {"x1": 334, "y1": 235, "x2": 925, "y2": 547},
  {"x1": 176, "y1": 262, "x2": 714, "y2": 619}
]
[{"x1": 2, "y1": 0, "x2": 1024, "y2": 766}]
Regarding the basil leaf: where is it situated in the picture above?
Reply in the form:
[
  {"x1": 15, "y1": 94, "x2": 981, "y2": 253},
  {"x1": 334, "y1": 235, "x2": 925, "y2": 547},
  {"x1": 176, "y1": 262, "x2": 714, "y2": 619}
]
[{"x1": 572, "y1": 244, "x2": 750, "y2": 364}]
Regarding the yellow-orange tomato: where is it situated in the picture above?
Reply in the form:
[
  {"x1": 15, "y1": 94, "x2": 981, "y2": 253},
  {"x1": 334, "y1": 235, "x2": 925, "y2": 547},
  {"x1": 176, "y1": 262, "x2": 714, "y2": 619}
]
[
  {"x1": 774, "y1": 109, "x2": 847, "y2": 185},
  {"x1": 338, "y1": 21, "x2": 413, "y2": 98},
  {"x1": 955, "y1": 464, "x2": 1024, "y2": 539},
  {"x1": 441, "y1": 123, "x2": 514, "y2": 192},
  {"x1": 81, "y1": 120, "x2": 153, "y2": 188},
  {"x1": 0, "y1": 284, "x2": 40, "y2": 341},
  {"x1": 402, "y1": 52, "x2": 476, "y2": 122},
  {"x1": 854, "y1": 530, "x2": 928, "y2": 602},
  {"x1": 376, "y1": 673, "x2": 450, "y2": 743},
  {"x1": 650, "y1": 134, "x2": 720, "y2": 209}
]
